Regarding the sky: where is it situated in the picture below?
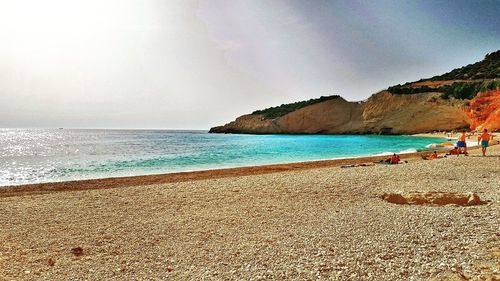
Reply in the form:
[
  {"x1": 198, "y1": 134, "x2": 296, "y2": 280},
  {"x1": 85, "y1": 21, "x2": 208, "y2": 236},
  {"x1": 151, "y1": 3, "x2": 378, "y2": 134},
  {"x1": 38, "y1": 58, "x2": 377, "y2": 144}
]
[{"x1": 0, "y1": 0, "x2": 499, "y2": 129}]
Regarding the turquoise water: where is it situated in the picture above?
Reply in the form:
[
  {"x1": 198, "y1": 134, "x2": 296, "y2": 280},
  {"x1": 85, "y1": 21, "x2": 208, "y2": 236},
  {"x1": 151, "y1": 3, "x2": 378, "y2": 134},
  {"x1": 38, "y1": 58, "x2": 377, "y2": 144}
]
[{"x1": 0, "y1": 129, "x2": 445, "y2": 186}]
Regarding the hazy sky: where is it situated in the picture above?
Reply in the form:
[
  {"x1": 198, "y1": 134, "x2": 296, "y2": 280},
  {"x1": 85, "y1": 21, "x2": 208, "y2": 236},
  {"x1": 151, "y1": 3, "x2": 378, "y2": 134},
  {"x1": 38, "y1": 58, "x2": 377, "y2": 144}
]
[{"x1": 1, "y1": 0, "x2": 499, "y2": 129}]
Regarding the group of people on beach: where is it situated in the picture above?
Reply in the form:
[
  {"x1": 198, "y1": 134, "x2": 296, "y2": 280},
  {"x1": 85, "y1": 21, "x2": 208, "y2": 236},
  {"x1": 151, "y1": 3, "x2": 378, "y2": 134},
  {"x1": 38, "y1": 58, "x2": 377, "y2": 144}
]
[
  {"x1": 453, "y1": 128, "x2": 494, "y2": 156},
  {"x1": 352, "y1": 128, "x2": 495, "y2": 167},
  {"x1": 424, "y1": 128, "x2": 495, "y2": 160}
]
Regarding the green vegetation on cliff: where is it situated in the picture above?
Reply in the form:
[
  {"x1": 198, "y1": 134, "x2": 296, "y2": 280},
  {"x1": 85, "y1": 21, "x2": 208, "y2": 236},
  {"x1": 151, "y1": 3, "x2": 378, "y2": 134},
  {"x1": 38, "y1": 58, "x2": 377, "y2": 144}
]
[
  {"x1": 388, "y1": 80, "x2": 500, "y2": 100},
  {"x1": 427, "y1": 50, "x2": 500, "y2": 81},
  {"x1": 387, "y1": 49, "x2": 500, "y2": 100},
  {"x1": 252, "y1": 95, "x2": 341, "y2": 119}
]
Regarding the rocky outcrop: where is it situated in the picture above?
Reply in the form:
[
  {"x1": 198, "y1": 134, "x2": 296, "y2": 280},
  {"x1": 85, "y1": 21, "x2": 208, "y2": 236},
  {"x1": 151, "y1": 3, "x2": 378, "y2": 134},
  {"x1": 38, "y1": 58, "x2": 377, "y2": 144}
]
[
  {"x1": 209, "y1": 114, "x2": 279, "y2": 134},
  {"x1": 210, "y1": 91, "x2": 470, "y2": 134},
  {"x1": 481, "y1": 107, "x2": 500, "y2": 131},
  {"x1": 466, "y1": 89, "x2": 500, "y2": 131},
  {"x1": 360, "y1": 91, "x2": 470, "y2": 134}
]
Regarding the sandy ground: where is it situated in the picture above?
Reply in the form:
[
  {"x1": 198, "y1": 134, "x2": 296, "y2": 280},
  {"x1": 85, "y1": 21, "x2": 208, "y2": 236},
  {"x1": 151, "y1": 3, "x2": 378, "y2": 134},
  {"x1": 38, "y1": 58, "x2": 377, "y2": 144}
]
[{"x1": 0, "y1": 146, "x2": 499, "y2": 280}]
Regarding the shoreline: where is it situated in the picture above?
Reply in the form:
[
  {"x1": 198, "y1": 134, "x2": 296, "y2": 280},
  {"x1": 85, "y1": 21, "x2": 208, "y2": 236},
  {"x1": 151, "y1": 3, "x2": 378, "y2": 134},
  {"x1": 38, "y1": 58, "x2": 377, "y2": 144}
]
[
  {"x1": 1, "y1": 132, "x2": 449, "y2": 192},
  {"x1": 1, "y1": 132, "x2": 495, "y2": 198},
  {"x1": 0, "y1": 153, "x2": 425, "y2": 197},
  {"x1": 0, "y1": 146, "x2": 476, "y2": 198}
]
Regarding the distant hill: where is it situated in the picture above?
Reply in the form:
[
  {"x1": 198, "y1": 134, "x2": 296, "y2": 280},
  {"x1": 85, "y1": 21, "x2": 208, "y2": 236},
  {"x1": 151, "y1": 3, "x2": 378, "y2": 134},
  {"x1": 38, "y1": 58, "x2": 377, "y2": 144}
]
[
  {"x1": 387, "y1": 80, "x2": 500, "y2": 100},
  {"x1": 387, "y1": 51, "x2": 500, "y2": 100},
  {"x1": 210, "y1": 50, "x2": 500, "y2": 134},
  {"x1": 426, "y1": 50, "x2": 500, "y2": 81}
]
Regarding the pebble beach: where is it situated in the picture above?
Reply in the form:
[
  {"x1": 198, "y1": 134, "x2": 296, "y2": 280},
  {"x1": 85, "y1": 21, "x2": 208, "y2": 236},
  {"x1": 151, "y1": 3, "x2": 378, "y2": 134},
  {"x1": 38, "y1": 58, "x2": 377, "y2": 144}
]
[{"x1": 0, "y1": 145, "x2": 498, "y2": 280}]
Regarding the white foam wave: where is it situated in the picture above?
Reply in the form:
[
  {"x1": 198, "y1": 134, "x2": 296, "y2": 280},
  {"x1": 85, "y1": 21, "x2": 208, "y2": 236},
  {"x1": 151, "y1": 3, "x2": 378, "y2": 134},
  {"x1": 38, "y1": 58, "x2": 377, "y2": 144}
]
[
  {"x1": 373, "y1": 151, "x2": 393, "y2": 156},
  {"x1": 373, "y1": 148, "x2": 417, "y2": 157},
  {"x1": 399, "y1": 148, "x2": 417, "y2": 154}
]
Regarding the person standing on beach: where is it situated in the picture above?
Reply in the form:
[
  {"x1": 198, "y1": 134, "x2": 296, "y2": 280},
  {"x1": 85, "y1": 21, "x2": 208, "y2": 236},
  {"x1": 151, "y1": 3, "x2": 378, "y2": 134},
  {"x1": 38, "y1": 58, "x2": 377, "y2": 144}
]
[
  {"x1": 478, "y1": 129, "x2": 493, "y2": 156},
  {"x1": 457, "y1": 131, "x2": 468, "y2": 155}
]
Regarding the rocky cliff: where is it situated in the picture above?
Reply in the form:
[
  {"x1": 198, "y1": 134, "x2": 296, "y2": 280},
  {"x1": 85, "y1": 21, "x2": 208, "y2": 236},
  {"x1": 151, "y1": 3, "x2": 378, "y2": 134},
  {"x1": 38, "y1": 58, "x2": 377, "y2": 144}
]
[
  {"x1": 209, "y1": 92, "x2": 470, "y2": 134},
  {"x1": 466, "y1": 89, "x2": 500, "y2": 131},
  {"x1": 210, "y1": 50, "x2": 500, "y2": 134}
]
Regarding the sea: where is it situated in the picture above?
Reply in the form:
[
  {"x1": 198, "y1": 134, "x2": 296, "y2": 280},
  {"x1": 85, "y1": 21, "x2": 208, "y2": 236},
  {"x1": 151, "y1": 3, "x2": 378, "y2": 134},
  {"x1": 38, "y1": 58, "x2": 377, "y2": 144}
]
[{"x1": 0, "y1": 129, "x2": 446, "y2": 186}]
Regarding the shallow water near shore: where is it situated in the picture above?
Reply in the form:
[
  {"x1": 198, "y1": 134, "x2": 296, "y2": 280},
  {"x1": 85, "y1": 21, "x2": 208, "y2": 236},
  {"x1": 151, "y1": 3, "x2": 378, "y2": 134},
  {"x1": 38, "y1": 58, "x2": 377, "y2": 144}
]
[{"x1": 0, "y1": 129, "x2": 445, "y2": 186}]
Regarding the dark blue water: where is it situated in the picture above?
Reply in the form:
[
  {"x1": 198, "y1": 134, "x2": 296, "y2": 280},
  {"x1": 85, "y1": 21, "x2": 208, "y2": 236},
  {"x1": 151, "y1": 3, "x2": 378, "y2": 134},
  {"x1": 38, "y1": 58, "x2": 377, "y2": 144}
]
[{"x1": 0, "y1": 129, "x2": 445, "y2": 186}]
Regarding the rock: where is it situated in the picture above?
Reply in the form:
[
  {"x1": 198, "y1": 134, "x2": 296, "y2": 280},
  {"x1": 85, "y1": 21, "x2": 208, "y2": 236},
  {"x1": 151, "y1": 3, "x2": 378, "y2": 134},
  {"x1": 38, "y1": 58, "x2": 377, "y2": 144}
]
[
  {"x1": 466, "y1": 89, "x2": 500, "y2": 131},
  {"x1": 381, "y1": 193, "x2": 407, "y2": 204},
  {"x1": 382, "y1": 192, "x2": 483, "y2": 206},
  {"x1": 467, "y1": 193, "x2": 481, "y2": 205},
  {"x1": 47, "y1": 258, "x2": 55, "y2": 266},
  {"x1": 71, "y1": 247, "x2": 83, "y2": 257}
]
